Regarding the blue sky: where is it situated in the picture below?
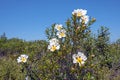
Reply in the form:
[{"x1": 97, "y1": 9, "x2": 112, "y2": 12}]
[{"x1": 0, "y1": 0, "x2": 120, "y2": 42}]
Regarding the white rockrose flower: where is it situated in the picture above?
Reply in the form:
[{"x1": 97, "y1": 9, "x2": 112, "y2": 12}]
[
  {"x1": 72, "y1": 52, "x2": 87, "y2": 66},
  {"x1": 72, "y1": 9, "x2": 87, "y2": 17},
  {"x1": 48, "y1": 43, "x2": 60, "y2": 52},
  {"x1": 55, "y1": 24, "x2": 63, "y2": 31},
  {"x1": 17, "y1": 54, "x2": 28, "y2": 63},
  {"x1": 56, "y1": 29, "x2": 66, "y2": 38}
]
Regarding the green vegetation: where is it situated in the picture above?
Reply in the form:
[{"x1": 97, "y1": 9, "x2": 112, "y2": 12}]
[{"x1": 0, "y1": 9, "x2": 120, "y2": 80}]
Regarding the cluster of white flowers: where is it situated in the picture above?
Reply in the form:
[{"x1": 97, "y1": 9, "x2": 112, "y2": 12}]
[
  {"x1": 47, "y1": 24, "x2": 66, "y2": 52},
  {"x1": 72, "y1": 9, "x2": 89, "y2": 24},
  {"x1": 16, "y1": 9, "x2": 88, "y2": 68},
  {"x1": 72, "y1": 52, "x2": 87, "y2": 66},
  {"x1": 55, "y1": 24, "x2": 66, "y2": 38},
  {"x1": 48, "y1": 38, "x2": 60, "y2": 52},
  {"x1": 72, "y1": 9, "x2": 88, "y2": 66},
  {"x1": 17, "y1": 54, "x2": 28, "y2": 63}
]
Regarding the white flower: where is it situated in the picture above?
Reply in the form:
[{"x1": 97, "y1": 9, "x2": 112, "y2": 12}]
[
  {"x1": 72, "y1": 52, "x2": 87, "y2": 66},
  {"x1": 57, "y1": 29, "x2": 66, "y2": 38},
  {"x1": 17, "y1": 54, "x2": 28, "y2": 63},
  {"x1": 48, "y1": 43, "x2": 60, "y2": 52},
  {"x1": 55, "y1": 24, "x2": 63, "y2": 31},
  {"x1": 81, "y1": 15, "x2": 89, "y2": 24},
  {"x1": 49, "y1": 38, "x2": 59, "y2": 45},
  {"x1": 72, "y1": 9, "x2": 87, "y2": 17},
  {"x1": 48, "y1": 38, "x2": 60, "y2": 52}
]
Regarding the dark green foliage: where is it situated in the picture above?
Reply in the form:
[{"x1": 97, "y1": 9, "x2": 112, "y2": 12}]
[{"x1": 95, "y1": 26, "x2": 112, "y2": 68}]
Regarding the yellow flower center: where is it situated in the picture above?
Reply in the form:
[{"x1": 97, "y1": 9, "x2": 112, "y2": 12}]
[
  {"x1": 76, "y1": 57, "x2": 83, "y2": 63},
  {"x1": 60, "y1": 32, "x2": 65, "y2": 37},
  {"x1": 21, "y1": 57, "x2": 26, "y2": 62},
  {"x1": 51, "y1": 45, "x2": 57, "y2": 51},
  {"x1": 57, "y1": 26, "x2": 61, "y2": 30},
  {"x1": 77, "y1": 12, "x2": 82, "y2": 17}
]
